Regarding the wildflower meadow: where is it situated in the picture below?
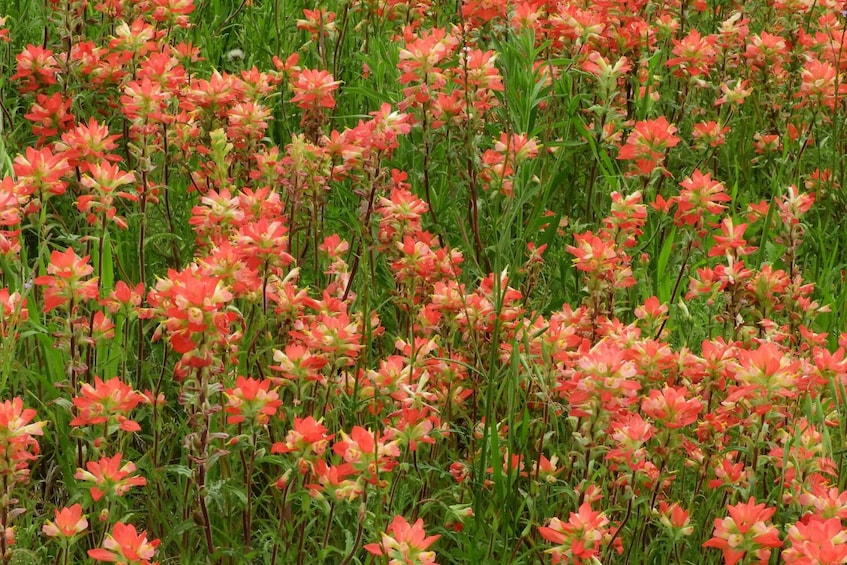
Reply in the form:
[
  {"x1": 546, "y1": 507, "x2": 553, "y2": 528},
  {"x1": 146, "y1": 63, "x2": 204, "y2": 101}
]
[{"x1": 3, "y1": 0, "x2": 847, "y2": 563}]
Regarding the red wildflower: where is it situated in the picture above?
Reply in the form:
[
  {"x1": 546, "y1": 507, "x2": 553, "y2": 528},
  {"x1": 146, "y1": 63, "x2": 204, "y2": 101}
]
[
  {"x1": 296, "y1": 8, "x2": 336, "y2": 41},
  {"x1": 657, "y1": 502, "x2": 695, "y2": 539},
  {"x1": 224, "y1": 376, "x2": 282, "y2": 426},
  {"x1": 290, "y1": 69, "x2": 340, "y2": 110},
  {"x1": 364, "y1": 515, "x2": 440, "y2": 565},
  {"x1": 539, "y1": 502, "x2": 619, "y2": 564},
  {"x1": 88, "y1": 522, "x2": 159, "y2": 564},
  {"x1": 703, "y1": 497, "x2": 783, "y2": 565},
  {"x1": 582, "y1": 51, "x2": 632, "y2": 90},
  {"x1": 641, "y1": 387, "x2": 702, "y2": 429},
  {"x1": 11, "y1": 44, "x2": 60, "y2": 92},
  {"x1": 692, "y1": 121, "x2": 731, "y2": 149},
  {"x1": 397, "y1": 27, "x2": 456, "y2": 91},
  {"x1": 75, "y1": 453, "x2": 147, "y2": 502},
  {"x1": 0, "y1": 398, "x2": 46, "y2": 482},
  {"x1": 55, "y1": 118, "x2": 122, "y2": 171},
  {"x1": 708, "y1": 452, "x2": 749, "y2": 490},
  {"x1": 151, "y1": 0, "x2": 195, "y2": 27},
  {"x1": 617, "y1": 117, "x2": 680, "y2": 175},
  {"x1": 24, "y1": 92, "x2": 75, "y2": 145},
  {"x1": 70, "y1": 376, "x2": 146, "y2": 433},
  {"x1": 33, "y1": 248, "x2": 99, "y2": 312},
  {"x1": 666, "y1": 29, "x2": 718, "y2": 77},
  {"x1": 77, "y1": 162, "x2": 138, "y2": 229},
  {"x1": 782, "y1": 516, "x2": 847, "y2": 564},
  {"x1": 12, "y1": 146, "x2": 71, "y2": 199},
  {"x1": 121, "y1": 77, "x2": 173, "y2": 125},
  {"x1": 42, "y1": 504, "x2": 88, "y2": 539},
  {"x1": 233, "y1": 218, "x2": 295, "y2": 271},
  {"x1": 0, "y1": 288, "x2": 27, "y2": 340},
  {"x1": 271, "y1": 416, "x2": 333, "y2": 471},
  {"x1": 333, "y1": 425, "x2": 400, "y2": 478},
  {"x1": 673, "y1": 170, "x2": 731, "y2": 228},
  {"x1": 146, "y1": 267, "x2": 236, "y2": 363},
  {"x1": 708, "y1": 218, "x2": 756, "y2": 258}
]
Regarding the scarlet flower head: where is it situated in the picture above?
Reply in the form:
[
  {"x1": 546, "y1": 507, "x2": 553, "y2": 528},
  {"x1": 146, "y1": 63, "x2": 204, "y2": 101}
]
[
  {"x1": 55, "y1": 118, "x2": 123, "y2": 171},
  {"x1": 12, "y1": 146, "x2": 72, "y2": 199},
  {"x1": 782, "y1": 515, "x2": 847, "y2": 564},
  {"x1": 88, "y1": 522, "x2": 159, "y2": 564},
  {"x1": 233, "y1": 218, "x2": 295, "y2": 271},
  {"x1": 75, "y1": 453, "x2": 147, "y2": 502},
  {"x1": 33, "y1": 248, "x2": 99, "y2": 312},
  {"x1": 656, "y1": 502, "x2": 694, "y2": 539},
  {"x1": 641, "y1": 387, "x2": 702, "y2": 429},
  {"x1": 617, "y1": 117, "x2": 680, "y2": 176},
  {"x1": 692, "y1": 121, "x2": 731, "y2": 149},
  {"x1": 271, "y1": 416, "x2": 333, "y2": 471},
  {"x1": 0, "y1": 397, "x2": 46, "y2": 483},
  {"x1": 582, "y1": 51, "x2": 632, "y2": 93},
  {"x1": 11, "y1": 44, "x2": 60, "y2": 92},
  {"x1": 290, "y1": 68, "x2": 340, "y2": 111},
  {"x1": 333, "y1": 425, "x2": 400, "y2": 479},
  {"x1": 24, "y1": 92, "x2": 75, "y2": 145},
  {"x1": 121, "y1": 77, "x2": 173, "y2": 125},
  {"x1": 296, "y1": 8, "x2": 337, "y2": 41},
  {"x1": 147, "y1": 266, "x2": 236, "y2": 364},
  {"x1": 703, "y1": 497, "x2": 783, "y2": 565},
  {"x1": 70, "y1": 376, "x2": 146, "y2": 434},
  {"x1": 0, "y1": 288, "x2": 27, "y2": 340},
  {"x1": 101, "y1": 281, "x2": 146, "y2": 316},
  {"x1": 539, "y1": 502, "x2": 618, "y2": 564},
  {"x1": 43, "y1": 504, "x2": 88, "y2": 540},
  {"x1": 666, "y1": 28, "x2": 718, "y2": 78},
  {"x1": 0, "y1": 398, "x2": 46, "y2": 444},
  {"x1": 225, "y1": 376, "x2": 282, "y2": 426},
  {"x1": 708, "y1": 218, "x2": 756, "y2": 258},
  {"x1": 672, "y1": 170, "x2": 732, "y2": 229},
  {"x1": 364, "y1": 515, "x2": 440, "y2": 565},
  {"x1": 151, "y1": 0, "x2": 195, "y2": 28},
  {"x1": 77, "y1": 162, "x2": 138, "y2": 229}
]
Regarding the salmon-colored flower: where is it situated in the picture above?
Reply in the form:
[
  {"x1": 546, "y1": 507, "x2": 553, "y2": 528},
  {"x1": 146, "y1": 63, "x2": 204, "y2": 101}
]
[
  {"x1": 666, "y1": 29, "x2": 718, "y2": 77},
  {"x1": 11, "y1": 44, "x2": 60, "y2": 92},
  {"x1": 75, "y1": 453, "x2": 147, "y2": 502},
  {"x1": 12, "y1": 146, "x2": 71, "y2": 198},
  {"x1": 617, "y1": 117, "x2": 680, "y2": 175},
  {"x1": 0, "y1": 398, "x2": 45, "y2": 483},
  {"x1": 539, "y1": 502, "x2": 617, "y2": 564},
  {"x1": 55, "y1": 118, "x2": 122, "y2": 171},
  {"x1": 146, "y1": 267, "x2": 236, "y2": 363},
  {"x1": 33, "y1": 248, "x2": 99, "y2": 312},
  {"x1": 77, "y1": 162, "x2": 138, "y2": 229},
  {"x1": 70, "y1": 376, "x2": 146, "y2": 433},
  {"x1": 703, "y1": 497, "x2": 782, "y2": 565},
  {"x1": 296, "y1": 8, "x2": 336, "y2": 40},
  {"x1": 364, "y1": 515, "x2": 440, "y2": 565},
  {"x1": 708, "y1": 218, "x2": 756, "y2": 258},
  {"x1": 657, "y1": 502, "x2": 694, "y2": 539},
  {"x1": 641, "y1": 387, "x2": 702, "y2": 429},
  {"x1": 782, "y1": 515, "x2": 847, "y2": 564},
  {"x1": 271, "y1": 416, "x2": 333, "y2": 472},
  {"x1": 290, "y1": 69, "x2": 340, "y2": 110},
  {"x1": 333, "y1": 425, "x2": 400, "y2": 479},
  {"x1": 42, "y1": 504, "x2": 88, "y2": 539},
  {"x1": 24, "y1": 92, "x2": 75, "y2": 144},
  {"x1": 224, "y1": 376, "x2": 281, "y2": 426},
  {"x1": 88, "y1": 522, "x2": 159, "y2": 564}
]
